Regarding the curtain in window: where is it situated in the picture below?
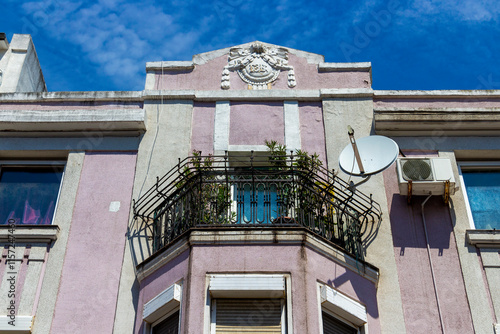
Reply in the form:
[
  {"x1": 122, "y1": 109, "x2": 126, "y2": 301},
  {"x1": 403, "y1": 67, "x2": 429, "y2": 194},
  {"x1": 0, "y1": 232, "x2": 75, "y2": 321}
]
[{"x1": 0, "y1": 166, "x2": 63, "y2": 225}]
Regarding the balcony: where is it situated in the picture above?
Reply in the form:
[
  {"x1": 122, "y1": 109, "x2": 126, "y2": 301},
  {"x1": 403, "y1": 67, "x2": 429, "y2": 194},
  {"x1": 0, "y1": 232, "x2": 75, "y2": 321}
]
[{"x1": 133, "y1": 152, "x2": 381, "y2": 261}]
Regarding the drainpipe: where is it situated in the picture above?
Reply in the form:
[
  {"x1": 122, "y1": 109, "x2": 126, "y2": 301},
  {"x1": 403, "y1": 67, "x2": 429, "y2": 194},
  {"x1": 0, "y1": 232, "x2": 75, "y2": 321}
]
[{"x1": 421, "y1": 194, "x2": 446, "y2": 334}]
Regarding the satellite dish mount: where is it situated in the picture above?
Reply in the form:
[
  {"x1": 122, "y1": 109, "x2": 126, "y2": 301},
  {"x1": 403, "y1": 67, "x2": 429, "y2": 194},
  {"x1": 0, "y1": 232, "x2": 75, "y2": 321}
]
[{"x1": 339, "y1": 126, "x2": 399, "y2": 192}]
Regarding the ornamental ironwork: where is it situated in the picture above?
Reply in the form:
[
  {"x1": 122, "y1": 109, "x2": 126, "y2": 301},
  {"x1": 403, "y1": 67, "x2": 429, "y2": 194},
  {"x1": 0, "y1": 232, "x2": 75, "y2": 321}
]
[{"x1": 133, "y1": 153, "x2": 382, "y2": 262}]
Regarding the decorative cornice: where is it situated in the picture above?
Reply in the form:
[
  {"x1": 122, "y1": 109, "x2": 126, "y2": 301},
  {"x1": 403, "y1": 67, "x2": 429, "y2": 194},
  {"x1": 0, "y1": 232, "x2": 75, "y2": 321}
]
[{"x1": 374, "y1": 107, "x2": 500, "y2": 136}]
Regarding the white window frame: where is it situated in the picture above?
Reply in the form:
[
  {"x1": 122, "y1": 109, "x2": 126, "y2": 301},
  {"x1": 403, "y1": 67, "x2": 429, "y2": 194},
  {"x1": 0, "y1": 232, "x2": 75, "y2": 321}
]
[
  {"x1": 206, "y1": 274, "x2": 292, "y2": 334},
  {"x1": 317, "y1": 283, "x2": 368, "y2": 334},
  {"x1": 0, "y1": 160, "x2": 66, "y2": 226},
  {"x1": 143, "y1": 282, "x2": 182, "y2": 334},
  {"x1": 458, "y1": 161, "x2": 500, "y2": 230}
]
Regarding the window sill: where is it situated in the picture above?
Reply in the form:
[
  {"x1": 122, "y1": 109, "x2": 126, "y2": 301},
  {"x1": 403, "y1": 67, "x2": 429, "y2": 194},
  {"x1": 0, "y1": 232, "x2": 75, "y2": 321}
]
[
  {"x1": 0, "y1": 225, "x2": 59, "y2": 243},
  {"x1": 466, "y1": 230, "x2": 500, "y2": 248}
]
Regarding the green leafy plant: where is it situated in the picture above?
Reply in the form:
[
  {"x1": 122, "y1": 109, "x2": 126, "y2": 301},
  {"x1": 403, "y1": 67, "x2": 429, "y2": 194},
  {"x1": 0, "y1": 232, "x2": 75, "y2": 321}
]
[
  {"x1": 178, "y1": 151, "x2": 233, "y2": 224},
  {"x1": 264, "y1": 140, "x2": 335, "y2": 230}
]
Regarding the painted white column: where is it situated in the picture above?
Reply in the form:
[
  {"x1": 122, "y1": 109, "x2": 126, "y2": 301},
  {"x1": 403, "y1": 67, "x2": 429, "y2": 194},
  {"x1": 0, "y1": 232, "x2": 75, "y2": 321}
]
[
  {"x1": 214, "y1": 101, "x2": 230, "y2": 153},
  {"x1": 284, "y1": 101, "x2": 301, "y2": 152}
]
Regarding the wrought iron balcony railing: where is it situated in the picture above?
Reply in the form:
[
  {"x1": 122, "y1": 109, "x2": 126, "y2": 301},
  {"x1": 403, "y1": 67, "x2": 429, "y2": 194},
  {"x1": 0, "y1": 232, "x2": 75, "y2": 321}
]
[{"x1": 133, "y1": 153, "x2": 381, "y2": 261}]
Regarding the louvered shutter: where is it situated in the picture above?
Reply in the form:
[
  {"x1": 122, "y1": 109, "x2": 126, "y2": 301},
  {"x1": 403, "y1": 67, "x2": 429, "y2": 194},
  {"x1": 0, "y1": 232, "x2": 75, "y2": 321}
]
[
  {"x1": 215, "y1": 299, "x2": 282, "y2": 333},
  {"x1": 322, "y1": 312, "x2": 358, "y2": 334},
  {"x1": 152, "y1": 310, "x2": 179, "y2": 334}
]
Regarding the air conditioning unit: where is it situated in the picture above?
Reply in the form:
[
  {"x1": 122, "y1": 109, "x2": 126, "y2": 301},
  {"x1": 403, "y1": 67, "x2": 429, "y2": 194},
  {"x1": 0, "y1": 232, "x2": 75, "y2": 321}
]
[{"x1": 397, "y1": 158, "x2": 456, "y2": 197}]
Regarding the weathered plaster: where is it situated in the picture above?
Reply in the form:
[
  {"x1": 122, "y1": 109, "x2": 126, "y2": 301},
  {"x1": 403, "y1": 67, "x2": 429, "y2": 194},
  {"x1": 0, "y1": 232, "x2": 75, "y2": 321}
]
[
  {"x1": 191, "y1": 102, "x2": 215, "y2": 155},
  {"x1": 135, "y1": 229, "x2": 380, "y2": 334},
  {"x1": 0, "y1": 34, "x2": 46, "y2": 93},
  {"x1": 229, "y1": 102, "x2": 284, "y2": 146},
  {"x1": 384, "y1": 154, "x2": 474, "y2": 334},
  {"x1": 51, "y1": 152, "x2": 137, "y2": 334},
  {"x1": 113, "y1": 100, "x2": 193, "y2": 334},
  {"x1": 322, "y1": 97, "x2": 407, "y2": 334},
  {"x1": 32, "y1": 152, "x2": 85, "y2": 334},
  {"x1": 298, "y1": 102, "x2": 326, "y2": 164}
]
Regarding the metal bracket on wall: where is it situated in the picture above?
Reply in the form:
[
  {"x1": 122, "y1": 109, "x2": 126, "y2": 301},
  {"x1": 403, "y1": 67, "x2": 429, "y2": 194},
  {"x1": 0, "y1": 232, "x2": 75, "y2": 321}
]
[{"x1": 407, "y1": 180, "x2": 412, "y2": 204}]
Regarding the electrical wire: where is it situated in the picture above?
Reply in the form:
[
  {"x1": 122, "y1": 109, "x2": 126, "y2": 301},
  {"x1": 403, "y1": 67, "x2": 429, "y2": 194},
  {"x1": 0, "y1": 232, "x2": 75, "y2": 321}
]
[{"x1": 137, "y1": 62, "x2": 163, "y2": 199}]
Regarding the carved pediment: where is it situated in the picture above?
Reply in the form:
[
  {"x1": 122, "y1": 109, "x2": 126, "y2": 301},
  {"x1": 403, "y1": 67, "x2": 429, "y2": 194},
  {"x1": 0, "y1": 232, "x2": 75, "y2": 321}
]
[{"x1": 221, "y1": 42, "x2": 296, "y2": 90}]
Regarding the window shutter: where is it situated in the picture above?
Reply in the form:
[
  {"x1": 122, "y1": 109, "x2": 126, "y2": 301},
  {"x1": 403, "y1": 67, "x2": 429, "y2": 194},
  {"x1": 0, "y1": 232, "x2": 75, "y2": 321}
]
[
  {"x1": 152, "y1": 310, "x2": 179, "y2": 334},
  {"x1": 322, "y1": 312, "x2": 358, "y2": 334},
  {"x1": 215, "y1": 299, "x2": 282, "y2": 333}
]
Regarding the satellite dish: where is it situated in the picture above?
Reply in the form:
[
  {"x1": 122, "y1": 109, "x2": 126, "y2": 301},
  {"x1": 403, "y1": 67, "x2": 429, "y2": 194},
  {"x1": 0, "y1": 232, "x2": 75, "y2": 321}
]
[{"x1": 339, "y1": 135, "x2": 399, "y2": 176}]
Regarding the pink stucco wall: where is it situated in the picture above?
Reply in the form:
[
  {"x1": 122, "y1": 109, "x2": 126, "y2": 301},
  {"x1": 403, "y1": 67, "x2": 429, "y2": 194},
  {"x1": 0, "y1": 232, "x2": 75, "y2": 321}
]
[
  {"x1": 137, "y1": 241, "x2": 380, "y2": 334},
  {"x1": 51, "y1": 152, "x2": 137, "y2": 333},
  {"x1": 383, "y1": 152, "x2": 474, "y2": 334},
  {"x1": 191, "y1": 102, "x2": 215, "y2": 155},
  {"x1": 229, "y1": 102, "x2": 284, "y2": 146},
  {"x1": 135, "y1": 250, "x2": 190, "y2": 333},
  {"x1": 154, "y1": 53, "x2": 371, "y2": 91},
  {"x1": 299, "y1": 102, "x2": 327, "y2": 165}
]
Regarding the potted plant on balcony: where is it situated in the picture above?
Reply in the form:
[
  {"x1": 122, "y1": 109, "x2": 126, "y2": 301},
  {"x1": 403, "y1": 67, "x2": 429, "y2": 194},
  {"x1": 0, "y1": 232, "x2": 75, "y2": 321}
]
[
  {"x1": 177, "y1": 151, "x2": 234, "y2": 225},
  {"x1": 264, "y1": 140, "x2": 335, "y2": 233}
]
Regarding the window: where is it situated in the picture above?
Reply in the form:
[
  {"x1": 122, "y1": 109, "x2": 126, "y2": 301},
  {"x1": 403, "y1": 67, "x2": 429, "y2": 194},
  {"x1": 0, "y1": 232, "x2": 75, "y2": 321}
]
[
  {"x1": 208, "y1": 274, "x2": 288, "y2": 334},
  {"x1": 212, "y1": 298, "x2": 283, "y2": 333},
  {"x1": 0, "y1": 163, "x2": 64, "y2": 225},
  {"x1": 152, "y1": 310, "x2": 180, "y2": 334},
  {"x1": 319, "y1": 284, "x2": 367, "y2": 334},
  {"x1": 230, "y1": 166, "x2": 289, "y2": 224},
  {"x1": 143, "y1": 283, "x2": 182, "y2": 334},
  {"x1": 322, "y1": 311, "x2": 358, "y2": 334},
  {"x1": 459, "y1": 163, "x2": 500, "y2": 230},
  {"x1": 233, "y1": 180, "x2": 278, "y2": 224}
]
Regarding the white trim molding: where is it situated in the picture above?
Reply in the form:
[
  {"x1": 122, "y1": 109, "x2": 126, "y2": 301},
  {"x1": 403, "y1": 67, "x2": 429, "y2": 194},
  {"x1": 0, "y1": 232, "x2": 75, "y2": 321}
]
[
  {"x1": 320, "y1": 284, "x2": 367, "y2": 327},
  {"x1": 143, "y1": 283, "x2": 182, "y2": 324},
  {"x1": 284, "y1": 101, "x2": 301, "y2": 152},
  {"x1": 209, "y1": 274, "x2": 285, "y2": 298},
  {"x1": 214, "y1": 101, "x2": 230, "y2": 153},
  {"x1": 0, "y1": 315, "x2": 33, "y2": 333}
]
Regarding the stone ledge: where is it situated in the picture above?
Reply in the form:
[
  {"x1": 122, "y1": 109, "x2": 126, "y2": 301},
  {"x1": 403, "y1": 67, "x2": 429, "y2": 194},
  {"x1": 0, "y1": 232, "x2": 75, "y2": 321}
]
[
  {"x1": 146, "y1": 61, "x2": 195, "y2": 72},
  {"x1": 0, "y1": 91, "x2": 143, "y2": 102},
  {"x1": 374, "y1": 90, "x2": 500, "y2": 98},
  {"x1": 321, "y1": 88, "x2": 373, "y2": 98},
  {"x1": 0, "y1": 225, "x2": 59, "y2": 243},
  {"x1": 0, "y1": 109, "x2": 146, "y2": 135},
  {"x1": 375, "y1": 108, "x2": 500, "y2": 136},
  {"x1": 466, "y1": 230, "x2": 500, "y2": 248},
  {"x1": 318, "y1": 62, "x2": 371, "y2": 72},
  {"x1": 136, "y1": 227, "x2": 379, "y2": 285}
]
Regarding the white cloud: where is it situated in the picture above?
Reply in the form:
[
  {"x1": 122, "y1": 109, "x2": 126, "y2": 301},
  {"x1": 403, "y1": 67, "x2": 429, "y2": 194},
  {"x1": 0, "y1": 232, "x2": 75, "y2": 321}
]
[
  {"x1": 405, "y1": 0, "x2": 499, "y2": 22},
  {"x1": 18, "y1": 1, "x2": 209, "y2": 90}
]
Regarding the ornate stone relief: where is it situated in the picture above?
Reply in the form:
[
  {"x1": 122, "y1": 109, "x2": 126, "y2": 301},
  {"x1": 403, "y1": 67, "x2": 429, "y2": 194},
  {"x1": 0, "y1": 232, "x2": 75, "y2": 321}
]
[{"x1": 221, "y1": 42, "x2": 296, "y2": 90}]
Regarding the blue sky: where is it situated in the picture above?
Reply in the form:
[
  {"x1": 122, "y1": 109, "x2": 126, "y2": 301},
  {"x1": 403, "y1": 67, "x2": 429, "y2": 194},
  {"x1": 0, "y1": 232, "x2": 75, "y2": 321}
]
[{"x1": 3, "y1": 0, "x2": 500, "y2": 92}]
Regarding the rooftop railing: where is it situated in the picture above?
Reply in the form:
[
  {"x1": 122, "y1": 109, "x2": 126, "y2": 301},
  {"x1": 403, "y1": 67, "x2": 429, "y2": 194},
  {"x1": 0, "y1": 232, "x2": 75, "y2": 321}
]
[{"x1": 133, "y1": 153, "x2": 382, "y2": 261}]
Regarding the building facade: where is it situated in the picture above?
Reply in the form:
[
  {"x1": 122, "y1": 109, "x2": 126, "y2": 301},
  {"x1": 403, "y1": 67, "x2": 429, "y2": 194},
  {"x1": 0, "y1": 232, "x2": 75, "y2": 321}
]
[{"x1": 0, "y1": 34, "x2": 499, "y2": 333}]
